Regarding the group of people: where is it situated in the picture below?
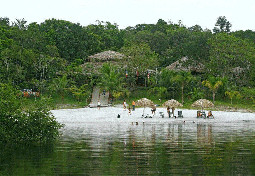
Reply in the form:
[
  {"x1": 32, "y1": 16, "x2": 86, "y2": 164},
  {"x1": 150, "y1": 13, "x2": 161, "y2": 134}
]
[
  {"x1": 197, "y1": 110, "x2": 214, "y2": 118},
  {"x1": 100, "y1": 98, "x2": 214, "y2": 118},
  {"x1": 123, "y1": 100, "x2": 136, "y2": 110},
  {"x1": 123, "y1": 100, "x2": 158, "y2": 116},
  {"x1": 123, "y1": 100, "x2": 136, "y2": 115},
  {"x1": 166, "y1": 107, "x2": 175, "y2": 118}
]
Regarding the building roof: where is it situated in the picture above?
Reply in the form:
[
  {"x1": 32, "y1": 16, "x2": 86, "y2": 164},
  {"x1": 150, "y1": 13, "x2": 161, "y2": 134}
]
[
  {"x1": 88, "y1": 50, "x2": 125, "y2": 62},
  {"x1": 81, "y1": 51, "x2": 127, "y2": 74},
  {"x1": 166, "y1": 57, "x2": 205, "y2": 73}
]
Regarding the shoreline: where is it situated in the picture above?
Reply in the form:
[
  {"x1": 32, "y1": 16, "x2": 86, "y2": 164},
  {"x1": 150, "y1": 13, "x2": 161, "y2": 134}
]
[
  {"x1": 54, "y1": 103, "x2": 255, "y2": 113},
  {"x1": 212, "y1": 106, "x2": 254, "y2": 113},
  {"x1": 112, "y1": 104, "x2": 255, "y2": 113}
]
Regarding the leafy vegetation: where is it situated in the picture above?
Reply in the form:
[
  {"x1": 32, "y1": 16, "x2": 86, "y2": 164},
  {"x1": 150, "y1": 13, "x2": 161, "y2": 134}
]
[
  {"x1": 0, "y1": 16, "x2": 254, "y2": 115},
  {"x1": 0, "y1": 83, "x2": 62, "y2": 145}
]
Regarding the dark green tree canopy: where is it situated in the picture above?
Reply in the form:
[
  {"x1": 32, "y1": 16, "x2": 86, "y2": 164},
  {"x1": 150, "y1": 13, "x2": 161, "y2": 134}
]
[
  {"x1": 213, "y1": 16, "x2": 232, "y2": 33},
  {"x1": 0, "y1": 16, "x2": 255, "y2": 98}
]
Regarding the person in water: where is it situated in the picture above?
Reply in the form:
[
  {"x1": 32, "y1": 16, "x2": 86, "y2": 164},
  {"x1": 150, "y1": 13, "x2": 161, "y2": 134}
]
[{"x1": 128, "y1": 106, "x2": 131, "y2": 115}]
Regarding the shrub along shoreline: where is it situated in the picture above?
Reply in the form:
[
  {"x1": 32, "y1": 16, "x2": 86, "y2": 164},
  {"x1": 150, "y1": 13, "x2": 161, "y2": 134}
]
[{"x1": 0, "y1": 83, "x2": 63, "y2": 146}]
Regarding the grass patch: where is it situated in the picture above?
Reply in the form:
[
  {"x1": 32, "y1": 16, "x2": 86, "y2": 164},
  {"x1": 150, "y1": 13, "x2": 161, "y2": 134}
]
[
  {"x1": 51, "y1": 94, "x2": 88, "y2": 109},
  {"x1": 20, "y1": 89, "x2": 254, "y2": 112}
]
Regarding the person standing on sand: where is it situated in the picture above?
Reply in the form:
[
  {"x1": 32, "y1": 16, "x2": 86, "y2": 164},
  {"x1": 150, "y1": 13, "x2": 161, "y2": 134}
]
[
  {"x1": 132, "y1": 101, "x2": 135, "y2": 111},
  {"x1": 123, "y1": 100, "x2": 127, "y2": 110},
  {"x1": 167, "y1": 107, "x2": 171, "y2": 118},
  {"x1": 151, "y1": 105, "x2": 156, "y2": 115},
  {"x1": 172, "y1": 107, "x2": 175, "y2": 118},
  {"x1": 97, "y1": 100, "x2": 101, "y2": 110}
]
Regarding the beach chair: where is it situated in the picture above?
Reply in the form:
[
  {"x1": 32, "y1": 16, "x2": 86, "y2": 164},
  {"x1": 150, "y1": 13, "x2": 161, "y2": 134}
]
[
  {"x1": 159, "y1": 112, "x2": 164, "y2": 118},
  {"x1": 201, "y1": 111, "x2": 206, "y2": 118},
  {"x1": 177, "y1": 111, "x2": 183, "y2": 118}
]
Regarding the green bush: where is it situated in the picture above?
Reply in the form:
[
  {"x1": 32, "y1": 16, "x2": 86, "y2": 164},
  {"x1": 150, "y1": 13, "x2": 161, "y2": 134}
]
[{"x1": 0, "y1": 83, "x2": 63, "y2": 145}]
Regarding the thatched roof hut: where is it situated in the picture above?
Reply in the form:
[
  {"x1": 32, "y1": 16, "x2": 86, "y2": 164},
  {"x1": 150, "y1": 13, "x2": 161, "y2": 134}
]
[
  {"x1": 231, "y1": 66, "x2": 245, "y2": 75},
  {"x1": 166, "y1": 57, "x2": 205, "y2": 73},
  {"x1": 81, "y1": 50, "x2": 126, "y2": 74},
  {"x1": 88, "y1": 50, "x2": 125, "y2": 62}
]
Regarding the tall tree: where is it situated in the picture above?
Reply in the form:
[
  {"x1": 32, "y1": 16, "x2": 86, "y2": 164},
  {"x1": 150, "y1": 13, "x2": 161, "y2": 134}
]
[
  {"x1": 131, "y1": 30, "x2": 169, "y2": 55},
  {"x1": 189, "y1": 25, "x2": 203, "y2": 32},
  {"x1": 232, "y1": 30, "x2": 255, "y2": 44},
  {"x1": 155, "y1": 19, "x2": 168, "y2": 34},
  {"x1": 207, "y1": 33, "x2": 255, "y2": 86},
  {"x1": 0, "y1": 17, "x2": 10, "y2": 27},
  {"x1": 98, "y1": 63, "x2": 127, "y2": 99},
  {"x1": 49, "y1": 75, "x2": 69, "y2": 101},
  {"x1": 171, "y1": 71, "x2": 194, "y2": 104},
  {"x1": 225, "y1": 90, "x2": 241, "y2": 105},
  {"x1": 202, "y1": 77, "x2": 223, "y2": 103},
  {"x1": 85, "y1": 21, "x2": 124, "y2": 52},
  {"x1": 213, "y1": 16, "x2": 232, "y2": 33},
  {"x1": 121, "y1": 43, "x2": 158, "y2": 74},
  {"x1": 40, "y1": 19, "x2": 92, "y2": 62}
]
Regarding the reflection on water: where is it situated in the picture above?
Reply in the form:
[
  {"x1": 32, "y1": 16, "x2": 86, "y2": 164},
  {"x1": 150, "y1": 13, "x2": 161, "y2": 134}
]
[
  {"x1": 1, "y1": 121, "x2": 255, "y2": 175},
  {"x1": 197, "y1": 124, "x2": 214, "y2": 146}
]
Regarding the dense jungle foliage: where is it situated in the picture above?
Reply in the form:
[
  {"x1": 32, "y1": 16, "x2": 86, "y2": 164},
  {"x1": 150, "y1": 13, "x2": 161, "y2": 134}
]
[{"x1": 0, "y1": 16, "x2": 255, "y2": 108}]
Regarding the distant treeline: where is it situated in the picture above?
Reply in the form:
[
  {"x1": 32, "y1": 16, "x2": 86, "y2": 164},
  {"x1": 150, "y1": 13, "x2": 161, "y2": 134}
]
[{"x1": 0, "y1": 16, "x2": 255, "y2": 104}]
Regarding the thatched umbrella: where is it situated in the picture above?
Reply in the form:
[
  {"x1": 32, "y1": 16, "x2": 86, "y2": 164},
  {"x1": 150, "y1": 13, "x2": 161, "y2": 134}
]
[
  {"x1": 162, "y1": 99, "x2": 183, "y2": 117},
  {"x1": 191, "y1": 99, "x2": 214, "y2": 111},
  {"x1": 136, "y1": 98, "x2": 155, "y2": 116}
]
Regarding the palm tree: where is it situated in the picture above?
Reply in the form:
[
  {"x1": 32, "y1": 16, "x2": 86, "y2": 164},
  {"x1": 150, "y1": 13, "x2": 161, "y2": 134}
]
[
  {"x1": 98, "y1": 63, "x2": 127, "y2": 99},
  {"x1": 202, "y1": 77, "x2": 223, "y2": 103},
  {"x1": 171, "y1": 71, "x2": 194, "y2": 104},
  {"x1": 148, "y1": 86, "x2": 168, "y2": 100},
  {"x1": 49, "y1": 74, "x2": 69, "y2": 102},
  {"x1": 225, "y1": 90, "x2": 241, "y2": 105}
]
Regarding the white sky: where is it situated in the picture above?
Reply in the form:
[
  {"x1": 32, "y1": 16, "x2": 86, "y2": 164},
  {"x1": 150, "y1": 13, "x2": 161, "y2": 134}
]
[{"x1": 1, "y1": 0, "x2": 254, "y2": 31}]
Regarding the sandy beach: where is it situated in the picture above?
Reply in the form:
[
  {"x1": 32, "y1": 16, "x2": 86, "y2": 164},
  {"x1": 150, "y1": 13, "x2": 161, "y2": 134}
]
[{"x1": 51, "y1": 107, "x2": 255, "y2": 134}]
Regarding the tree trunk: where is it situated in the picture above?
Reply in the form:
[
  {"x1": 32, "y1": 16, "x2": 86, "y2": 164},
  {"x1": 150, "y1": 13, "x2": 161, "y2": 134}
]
[
  {"x1": 181, "y1": 84, "x2": 184, "y2": 104},
  {"x1": 213, "y1": 92, "x2": 215, "y2": 104}
]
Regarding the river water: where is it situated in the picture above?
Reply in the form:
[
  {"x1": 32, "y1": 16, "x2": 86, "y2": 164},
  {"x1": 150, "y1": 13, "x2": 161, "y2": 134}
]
[{"x1": 1, "y1": 107, "x2": 255, "y2": 175}]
